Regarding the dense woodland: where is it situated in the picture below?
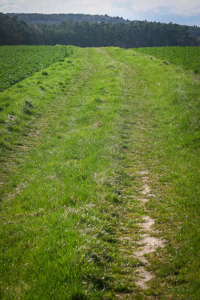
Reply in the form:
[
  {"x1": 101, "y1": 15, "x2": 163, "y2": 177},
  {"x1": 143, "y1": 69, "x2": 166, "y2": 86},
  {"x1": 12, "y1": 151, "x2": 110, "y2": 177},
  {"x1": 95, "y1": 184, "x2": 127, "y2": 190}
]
[
  {"x1": 0, "y1": 13, "x2": 199, "y2": 47},
  {"x1": 7, "y1": 13, "x2": 130, "y2": 25}
]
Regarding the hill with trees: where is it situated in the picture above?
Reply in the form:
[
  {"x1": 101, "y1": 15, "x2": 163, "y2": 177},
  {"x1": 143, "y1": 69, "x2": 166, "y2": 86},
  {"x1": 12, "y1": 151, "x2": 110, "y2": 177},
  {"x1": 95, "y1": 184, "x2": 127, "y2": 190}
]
[
  {"x1": 0, "y1": 13, "x2": 199, "y2": 47},
  {"x1": 7, "y1": 13, "x2": 130, "y2": 25}
]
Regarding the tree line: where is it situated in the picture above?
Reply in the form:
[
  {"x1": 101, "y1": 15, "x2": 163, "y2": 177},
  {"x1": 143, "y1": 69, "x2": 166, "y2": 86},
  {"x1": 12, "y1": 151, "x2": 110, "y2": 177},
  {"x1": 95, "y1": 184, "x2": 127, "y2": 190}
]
[
  {"x1": 0, "y1": 13, "x2": 199, "y2": 47},
  {"x1": 7, "y1": 13, "x2": 130, "y2": 25}
]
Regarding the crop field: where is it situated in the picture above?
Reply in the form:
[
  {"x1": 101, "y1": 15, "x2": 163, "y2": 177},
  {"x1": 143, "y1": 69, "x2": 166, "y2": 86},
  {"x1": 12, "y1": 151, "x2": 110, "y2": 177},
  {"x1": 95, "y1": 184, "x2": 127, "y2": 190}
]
[
  {"x1": 135, "y1": 46, "x2": 200, "y2": 75},
  {"x1": 0, "y1": 45, "x2": 69, "y2": 91},
  {"x1": 0, "y1": 46, "x2": 200, "y2": 299}
]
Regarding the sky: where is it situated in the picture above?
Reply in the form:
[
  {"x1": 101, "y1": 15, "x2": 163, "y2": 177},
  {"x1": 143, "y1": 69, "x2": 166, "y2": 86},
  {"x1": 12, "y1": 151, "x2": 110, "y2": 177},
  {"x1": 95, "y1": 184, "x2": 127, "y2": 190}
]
[{"x1": 0, "y1": 0, "x2": 200, "y2": 26}]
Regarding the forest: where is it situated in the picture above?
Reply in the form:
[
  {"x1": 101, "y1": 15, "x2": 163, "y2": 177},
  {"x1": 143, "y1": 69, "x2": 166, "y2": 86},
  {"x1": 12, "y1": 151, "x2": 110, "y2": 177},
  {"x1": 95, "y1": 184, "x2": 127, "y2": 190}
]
[
  {"x1": 7, "y1": 13, "x2": 130, "y2": 25},
  {"x1": 0, "y1": 13, "x2": 199, "y2": 47}
]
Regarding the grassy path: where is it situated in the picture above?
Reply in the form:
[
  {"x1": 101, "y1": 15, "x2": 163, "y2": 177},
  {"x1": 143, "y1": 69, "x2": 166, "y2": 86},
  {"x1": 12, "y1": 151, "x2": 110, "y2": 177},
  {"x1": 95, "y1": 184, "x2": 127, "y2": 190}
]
[
  {"x1": 0, "y1": 47, "x2": 200, "y2": 299},
  {"x1": 105, "y1": 47, "x2": 200, "y2": 299}
]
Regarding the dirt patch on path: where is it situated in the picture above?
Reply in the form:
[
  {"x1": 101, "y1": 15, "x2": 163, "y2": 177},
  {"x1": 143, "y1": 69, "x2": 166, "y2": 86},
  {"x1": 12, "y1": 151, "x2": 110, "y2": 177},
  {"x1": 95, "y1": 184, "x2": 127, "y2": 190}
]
[{"x1": 134, "y1": 171, "x2": 165, "y2": 289}]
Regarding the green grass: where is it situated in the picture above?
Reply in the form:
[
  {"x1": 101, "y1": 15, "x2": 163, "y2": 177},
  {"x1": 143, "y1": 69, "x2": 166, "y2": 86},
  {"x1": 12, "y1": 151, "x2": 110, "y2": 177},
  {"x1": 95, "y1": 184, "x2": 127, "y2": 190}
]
[
  {"x1": 135, "y1": 46, "x2": 200, "y2": 75},
  {"x1": 0, "y1": 47, "x2": 140, "y2": 299},
  {"x1": 0, "y1": 46, "x2": 200, "y2": 299},
  {"x1": 0, "y1": 45, "x2": 70, "y2": 91},
  {"x1": 106, "y1": 47, "x2": 200, "y2": 299}
]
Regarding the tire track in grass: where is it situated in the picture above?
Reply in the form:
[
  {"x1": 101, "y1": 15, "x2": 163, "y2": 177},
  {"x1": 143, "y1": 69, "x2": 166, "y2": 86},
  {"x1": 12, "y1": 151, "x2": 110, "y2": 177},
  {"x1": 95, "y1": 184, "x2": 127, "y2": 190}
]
[
  {"x1": 134, "y1": 170, "x2": 165, "y2": 289},
  {"x1": 102, "y1": 48, "x2": 166, "y2": 298},
  {"x1": 115, "y1": 144, "x2": 165, "y2": 295}
]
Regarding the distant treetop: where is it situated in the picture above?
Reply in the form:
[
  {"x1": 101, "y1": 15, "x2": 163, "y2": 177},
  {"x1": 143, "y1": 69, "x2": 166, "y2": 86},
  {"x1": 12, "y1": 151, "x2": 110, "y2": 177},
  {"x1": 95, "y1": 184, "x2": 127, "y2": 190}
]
[{"x1": 6, "y1": 13, "x2": 132, "y2": 25}]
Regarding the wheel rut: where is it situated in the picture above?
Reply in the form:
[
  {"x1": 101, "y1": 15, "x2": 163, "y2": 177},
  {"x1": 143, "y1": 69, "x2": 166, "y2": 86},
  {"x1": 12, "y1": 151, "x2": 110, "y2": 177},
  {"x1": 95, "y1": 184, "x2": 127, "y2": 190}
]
[
  {"x1": 134, "y1": 171, "x2": 165, "y2": 289},
  {"x1": 96, "y1": 48, "x2": 165, "y2": 296},
  {"x1": 101, "y1": 48, "x2": 166, "y2": 295}
]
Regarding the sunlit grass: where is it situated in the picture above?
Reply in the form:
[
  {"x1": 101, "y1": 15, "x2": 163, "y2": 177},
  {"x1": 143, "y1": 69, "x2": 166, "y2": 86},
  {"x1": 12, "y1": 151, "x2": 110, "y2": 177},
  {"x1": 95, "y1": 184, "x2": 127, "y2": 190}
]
[
  {"x1": 135, "y1": 46, "x2": 200, "y2": 75},
  {"x1": 106, "y1": 47, "x2": 200, "y2": 299},
  {"x1": 0, "y1": 47, "x2": 140, "y2": 299},
  {"x1": 0, "y1": 46, "x2": 200, "y2": 299}
]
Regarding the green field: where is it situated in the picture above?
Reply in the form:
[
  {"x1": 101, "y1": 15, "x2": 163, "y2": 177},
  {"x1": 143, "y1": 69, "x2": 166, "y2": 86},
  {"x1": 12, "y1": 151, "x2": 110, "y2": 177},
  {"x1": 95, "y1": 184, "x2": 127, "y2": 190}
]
[
  {"x1": 0, "y1": 45, "x2": 69, "y2": 91},
  {"x1": 135, "y1": 46, "x2": 200, "y2": 75},
  {"x1": 0, "y1": 46, "x2": 200, "y2": 299}
]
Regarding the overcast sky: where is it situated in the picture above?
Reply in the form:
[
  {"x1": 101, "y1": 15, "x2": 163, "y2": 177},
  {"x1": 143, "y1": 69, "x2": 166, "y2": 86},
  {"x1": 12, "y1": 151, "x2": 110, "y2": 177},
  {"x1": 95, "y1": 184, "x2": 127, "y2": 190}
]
[{"x1": 1, "y1": 0, "x2": 200, "y2": 26}]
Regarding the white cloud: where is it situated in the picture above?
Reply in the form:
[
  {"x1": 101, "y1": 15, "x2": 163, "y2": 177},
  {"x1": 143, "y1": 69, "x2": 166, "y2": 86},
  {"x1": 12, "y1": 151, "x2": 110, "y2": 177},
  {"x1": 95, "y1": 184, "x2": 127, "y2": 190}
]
[
  {"x1": 0, "y1": 0, "x2": 200, "y2": 24},
  {"x1": 130, "y1": 0, "x2": 200, "y2": 17},
  {"x1": 1, "y1": 0, "x2": 9, "y2": 4},
  {"x1": 52, "y1": 0, "x2": 119, "y2": 16},
  {"x1": 0, "y1": 4, "x2": 23, "y2": 12}
]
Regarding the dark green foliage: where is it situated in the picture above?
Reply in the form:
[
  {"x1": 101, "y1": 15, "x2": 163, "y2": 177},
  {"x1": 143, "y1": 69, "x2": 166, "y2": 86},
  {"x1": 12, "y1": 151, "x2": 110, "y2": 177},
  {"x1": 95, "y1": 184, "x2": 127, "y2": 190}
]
[
  {"x1": 0, "y1": 13, "x2": 33, "y2": 45},
  {"x1": 0, "y1": 13, "x2": 198, "y2": 47},
  {"x1": 7, "y1": 13, "x2": 130, "y2": 25},
  {"x1": 34, "y1": 20, "x2": 197, "y2": 48},
  {"x1": 42, "y1": 71, "x2": 49, "y2": 76},
  {"x1": 22, "y1": 100, "x2": 35, "y2": 115}
]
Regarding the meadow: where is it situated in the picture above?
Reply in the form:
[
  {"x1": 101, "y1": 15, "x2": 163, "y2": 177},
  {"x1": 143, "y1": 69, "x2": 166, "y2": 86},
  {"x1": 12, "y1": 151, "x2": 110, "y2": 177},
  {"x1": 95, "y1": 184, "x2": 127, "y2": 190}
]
[
  {"x1": 135, "y1": 46, "x2": 200, "y2": 75},
  {"x1": 0, "y1": 46, "x2": 199, "y2": 299}
]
